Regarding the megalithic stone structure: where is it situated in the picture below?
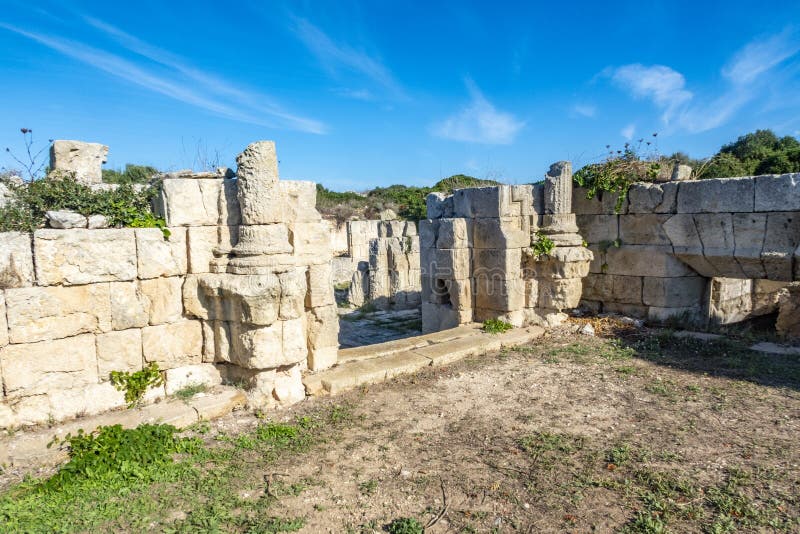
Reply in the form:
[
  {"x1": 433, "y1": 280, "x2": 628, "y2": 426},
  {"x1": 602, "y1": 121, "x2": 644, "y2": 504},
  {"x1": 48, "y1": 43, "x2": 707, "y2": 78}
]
[
  {"x1": 183, "y1": 141, "x2": 339, "y2": 409},
  {"x1": 539, "y1": 161, "x2": 582, "y2": 245}
]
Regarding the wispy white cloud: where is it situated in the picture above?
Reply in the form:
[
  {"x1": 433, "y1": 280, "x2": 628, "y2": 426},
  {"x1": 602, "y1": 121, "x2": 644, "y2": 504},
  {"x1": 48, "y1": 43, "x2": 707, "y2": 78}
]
[
  {"x1": 610, "y1": 64, "x2": 692, "y2": 123},
  {"x1": 722, "y1": 28, "x2": 800, "y2": 85},
  {"x1": 608, "y1": 29, "x2": 800, "y2": 134},
  {"x1": 291, "y1": 17, "x2": 407, "y2": 100},
  {"x1": 432, "y1": 79, "x2": 525, "y2": 144},
  {"x1": 620, "y1": 123, "x2": 636, "y2": 140},
  {"x1": 332, "y1": 88, "x2": 374, "y2": 101},
  {"x1": 571, "y1": 104, "x2": 596, "y2": 118},
  {"x1": 0, "y1": 20, "x2": 326, "y2": 134}
]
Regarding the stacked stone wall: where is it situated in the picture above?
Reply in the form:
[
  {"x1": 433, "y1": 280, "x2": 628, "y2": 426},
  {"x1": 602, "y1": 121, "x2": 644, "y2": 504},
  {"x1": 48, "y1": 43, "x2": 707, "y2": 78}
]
[{"x1": 575, "y1": 173, "x2": 800, "y2": 323}]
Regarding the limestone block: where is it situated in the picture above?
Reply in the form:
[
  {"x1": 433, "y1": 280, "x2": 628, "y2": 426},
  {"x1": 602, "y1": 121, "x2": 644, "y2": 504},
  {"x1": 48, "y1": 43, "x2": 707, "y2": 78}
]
[
  {"x1": 142, "y1": 320, "x2": 203, "y2": 369},
  {"x1": 96, "y1": 328, "x2": 143, "y2": 378},
  {"x1": 605, "y1": 245, "x2": 696, "y2": 277},
  {"x1": 237, "y1": 140, "x2": 278, "y2": 184},
  {"x1": 677, "y1": 177, "x2": 754, "y2": 213},
  {"x1": 453, "y1": 186, "x2": 515, "y2": 218},
  {"x1": 157, "y1": 178, "x2": 223, "y2": 226},
  {"x1": 220, "y1": 178, "x2": 241, "y2": 225},
  {"x1": 306, "y1": 304, "x2": 339, "y2": 371},
  {"x1": 135, "y1": 228, "x2": 187, "y2": 279},
  {"x1": 733, "y1": 213, "x2": 768, "y2": 278},
  {"x1": 693, "y1": 213, "x2": 746, "y2": 278},
  {"x1": 87, "y1": 214, "x2": 110, "y2": 229},
  {"x1": 230, "y1": 317, "x2": 307, "y2": 369},
  {"x1": 444, "y1": 278, "x2": 473, "y2": 310},
  {"x1": 306, "y1": 263, "x2": 335, "y2": 308},
  {"x1": 436, "y1": 218, "x2": 472, "y2": 249},
  {"x1": 426, "y1": 192, "x2": 452, "y2": 219},
  {"x1": 0, "y1": 232, "x2": 33, "y2": 289},
  {"x1": 139, "y1": 276, "x2": 184, "y2": 325},
  {"x1": 642, "y1": 277, "x2": 707, "y2": 307},
  {"x1": 422, "y1": 301, "x2": 467, "y2": 333},
  {"x1": 587, "y1": 245, "x2": 604, "y2": 274},
  {"x1": 233, "y1": 224, "x2": 292, "y2": 257},
  {"x1": 291, "y1": 221, "x2": 331, "y2": 259},
  {"x1": 188, "y1": 226, "x2": 239, "y2": 273},
  {"x1": 619, "y1": 214, "x2": 672, "y2": 245},
  {"x1": 34, "y1": 229, "x2": 137, "y2": 285},
  {"x1": 378, "y1": 221, "x2": 405, "y2": 237},
  {"x1": 46, "y1": 210, "x2": 87, "y2": 229},
  {"x1": 601, "y1": 191, "x2": 628, "y2": 214},
  {"x1": 5, "y1": 283, "x2": 111, "y2": 343},
  {"x1": 418, "y1": 219, "x2": 440, "y2": 249},
  {"x1": 404, "y1": 221, "x2": 418, "y2": 236},
  {"x1": 572, "y1": 187, "x2": 604, "y2": 215},
  {"x1": 0, "y1": 333, "x2": 98, "y2": 398},
  {"x1": 475, "y1": 276, "x2": 524, "y2": 311},
  {"x1": 164, "y1": 364, "x2": 223, "y2": 395},
  {"x1": 754, "y1": 173, "x2": 800, "y2": 212},
  {"x1": 273, "y1": 365, "x2": 306, "y2": 405},
  {"x1": 627, "y1": 182, "x2": 678, "y2": 214},
  {"x1": 348, "y1": 265, "x2": 369, "y2": 307},
  {"x1": 524, "y1": 246, "x2": 592, "y2": 279},
  {"x1": 473, "y1": 248, "x2": 521, "y2": 276},
  {"x1": 610, "y1": 275, "x2": 644, "y2": 304},
  {"x1": 647, "y1": 305, "x2": 702, "y2": 324},
  {"x1": 537, "y1": 278, "x2": 583, "y2": 310},
  {"x1": 280, "y1": 180, "x2": 320, "y2": 223},
  {"x1": 511, "y1": 185, "x2": 534, "y2": 216},
  {"x1": 47, "y1": 382, "x2": 127, "y2": 421},
  {"x1": 49, "y1": 140, "x2": 108, "y2": 184},
  {"x1": 581, "y1": 273, "x2": 612, "y2": 301},
  {"x1": 109, "y1": 281, "x2": 148, "y2": 330},
  {"x1": 208, "y1": 320, "x2": 232, "y2": 363},
  {"x1": 184, "y1": 273, "x2": 281, "y2": 326},
  {"x1": 776, "y1": 284, "x2": 800, "y2": 339},
  {"x1": 0, "y1": 232, "x2": 34, "y2": 288},
  {"x1": 761, "y1": 212, "x2": 800, "y2": 280},
  {"x1": 431, "y1": 248, "x2": 471, "y2": 280},
  {"x1": 524, "y1": 278, "x2": 538, "y2": 307},
  {"x1": 576, "y1": 214, "x2": 618, "y2": 244},
  {"x1": 0, "y1": 292, "x2": 7, "y2": 347},
  {"x1": 279, "y1": 268, "x2": 307, "y2": 320},
  {"x1": 603, "y1": 302, "x2": 649, "y2": 318},
  {"x1": 473, "y1": 217, "x2": 529, "y2": 249},
  {"x1": 201, "y1": 321, "x2": 215, "y2": 362}
]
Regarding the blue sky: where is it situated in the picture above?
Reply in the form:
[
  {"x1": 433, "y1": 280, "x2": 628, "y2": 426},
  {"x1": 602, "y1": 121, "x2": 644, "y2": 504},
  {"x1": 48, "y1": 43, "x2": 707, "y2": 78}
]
[{"x1": 2, "y1": 1, "x2": 800, "y2": 191}]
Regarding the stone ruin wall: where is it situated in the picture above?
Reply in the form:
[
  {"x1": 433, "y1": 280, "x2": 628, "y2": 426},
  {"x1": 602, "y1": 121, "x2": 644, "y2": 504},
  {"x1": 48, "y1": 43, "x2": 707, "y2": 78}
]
[
  {"x1": 0, "y1": 141, "x2": 339, "y2": 429},
  {"x1": 575, "y1": 173, "x2": 800, "y2": 331}
]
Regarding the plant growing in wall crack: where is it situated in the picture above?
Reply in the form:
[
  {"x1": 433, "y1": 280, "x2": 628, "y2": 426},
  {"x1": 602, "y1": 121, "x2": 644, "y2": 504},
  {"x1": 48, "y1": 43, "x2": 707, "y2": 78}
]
[
  {"x1": 110, "y1": 362, "x2": 164, "y2": 408},
  {"x1": 531, "y1": 231, "x2": 555, "y2": 259}
]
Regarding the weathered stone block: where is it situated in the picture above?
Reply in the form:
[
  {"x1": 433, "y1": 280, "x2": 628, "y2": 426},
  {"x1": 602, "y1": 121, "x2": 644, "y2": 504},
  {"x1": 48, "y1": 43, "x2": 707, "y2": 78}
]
[
  {"x1": 0, "y1": 292, "x2": 7, "y2": 347},
  {"x1": 453, "y1": 186, "x2": 515, "y2": 218},
  {"x1": 273, "y1": 365, "x2": 306, "y2": 406},
  {"x1": 306, "y1": 263, "x2": 335, "y2": 308},
  {"x1": 426, "y1": 192, "x2": 454, "y2": 218},
  {"x1": 280, "y1": 180, "x2": 320, "y2": 223},
  {"x1": 96, "y1": 328, "x2": 143, "y2": 378},
  {"x1": 619, "y1": 214, "x2": 672, "y2": 245},
  {"x1": 436, "y1": 218, "x2": 472, "y2": 249},
  {"x1": 5, "y1": 283, "x2": 111, "y2": 343},
  {"x1": 576, "y1": 214, "x2": 617, "y2": 244},
  {"x1": 627, "y1": 182, "x2": 678, "y2": 214},
  {"x1": 184, "y1": 273, "x2": 282, "y2": 326},
  {"x1": 34, "y1": 229, "x2": 137, "y2": 285},
  {"x1": 164, "y1": 364, "x2": 223, "y2": 395},
  {"x1": 605, "y1": 245, "x2": 696, "y2": 277},
  {"x1": 473, "y1": 248, "x2": 521, "y2": 276},
  {"x1": 291, "y1": 221, "x2": 331, "y2": 259},
  {"x1": 220, "y1": 178, "x2": 241, "y2": 225},
  {"x1": 187, "y1": 226, "x2": 239, "y2": 273},
  {"x1": 475, "y1": 276, "x2": 524, "y2": 311},
  {"x1": 278, "y1": 268, "x2": 307, "y2": 320},
  {"x1": 0, "y1": 232, "x2": 34, "y2": 288},
  {"x1": 537, "y1": 278, "x2": 583, "y2": 310},
  {"x1": 642, "y1": 276, "x2": 707, "y2": 307},
  {"x1": 677, "y1": 177, "x2": 754, "y2": 213},
  {"x1": 754, "y1": 173, "x2": 800, "y2": 212},
  {"x1": 761, "y1": 212, "x2": 800, "y2": 280},
  {"x1": 139, "y1": 276, "x2": 184, "y2": 325},
  {"x1": 473, "y1": 217, "x2": 529, "y2": 249},
  {"x1": 421, "y1": 301, "x2": 468, "y2": 333},
  {"x1": 229, "y1": 318, "x2": 307, "y2": 369},
  {"x1": 733, "y1": 213, "x2": 768, "y2": 278},
  {"x1": 430, "y1": 248, "x2": 471, "y2": 280},
  {"x1": 49, "y1": 140, "x2": 108, "y2": 184},
  {"x1": 135, "y1": 228, "x2": 187, "y2": 279},
  {"x1": 610, "y1": 275, "x2": 643, "y2": 304},
  {"x1": 693, "y1": 213, "x2": 746, "y2": 278},
  {"x1": 1, "y1": 333, "x2": 98, "y2": 398},
  {"x1": 109, "y1": 281, "x2": 148, "y2": 330},
  {"x1": 581, "y1": 273, "x2": 612, "y2": 301},
  {"x1": 418, "y1": 219, "x2": 440, "y2": 249},
  {"x1": 306, "y1": 305, "x2": 339, "y2": 371},
  {"x1": 157, "y1": 178, "x2": 223, "y2": 226},
  {"x1": 142, "y1": 320, "x2": 203, "y2": 369}
]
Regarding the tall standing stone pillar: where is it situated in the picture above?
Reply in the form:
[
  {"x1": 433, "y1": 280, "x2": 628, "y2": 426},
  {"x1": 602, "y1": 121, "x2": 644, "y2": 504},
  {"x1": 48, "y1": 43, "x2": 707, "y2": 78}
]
[
  {"x1": 522, "y1": 161, "x2": 593, "y2": 326},
  {"x1": 183, "y1": 141, "x2": 339, "y2": 410}
]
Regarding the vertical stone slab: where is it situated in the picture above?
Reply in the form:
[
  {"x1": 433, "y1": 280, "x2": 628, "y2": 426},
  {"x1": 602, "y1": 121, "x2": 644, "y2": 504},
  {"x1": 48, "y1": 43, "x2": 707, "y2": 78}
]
[
  {"x1": 49, "y1": 140, "x2": 108, "y2": 184},
  {"x1": 0, "y1": 232, "x2": 34, "y2": 288}
]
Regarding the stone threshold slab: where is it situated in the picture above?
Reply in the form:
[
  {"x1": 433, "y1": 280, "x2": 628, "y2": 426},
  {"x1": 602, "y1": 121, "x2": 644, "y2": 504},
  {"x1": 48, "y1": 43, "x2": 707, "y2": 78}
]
[
  {"x1": 0, "y1": 387, "x2": 247, "y2": 469},
  {"x1": 307, "y1": 325, "x2": 544, "y2": 397},
  {"x1": 337, "y1": 324, "x2": 483, "y2": 364}
]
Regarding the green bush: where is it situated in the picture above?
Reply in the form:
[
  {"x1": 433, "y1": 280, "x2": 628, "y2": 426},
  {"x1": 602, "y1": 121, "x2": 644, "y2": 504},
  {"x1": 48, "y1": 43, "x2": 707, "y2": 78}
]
[
  {"x1": 109, "y1": 362, "x2": 165, "y2": 408},
  {"x1": 101, "y1": 164, "x2": 159, "y2": 185},
  {"x1": 699, "y1": 129, "x2": 800, "y2": 178},
  {"x1": 387, "y1": 517, "x2": 424, "y2": 534},
  {"x1": 482, "y1": 318, "x2": 514, "y2": 334},
  {"x1": 531, "y1": 231, "x2": 555, "y2": 258},
  {"x1": 0, "y1": 175, "x2": 167, "y2": 235}
]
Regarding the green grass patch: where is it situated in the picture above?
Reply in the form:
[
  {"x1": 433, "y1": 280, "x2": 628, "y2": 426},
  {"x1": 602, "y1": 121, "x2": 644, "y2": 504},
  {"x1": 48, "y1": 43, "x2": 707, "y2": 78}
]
[{"x1": 482, "y1": 318, "x2": 513, "y2": 334}]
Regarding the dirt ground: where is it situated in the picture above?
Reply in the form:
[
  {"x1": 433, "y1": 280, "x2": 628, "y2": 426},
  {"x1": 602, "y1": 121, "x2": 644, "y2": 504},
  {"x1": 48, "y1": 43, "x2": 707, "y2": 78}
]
[{"x1": 3, "y1": 321, "x2": 799, "y2": 532}]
